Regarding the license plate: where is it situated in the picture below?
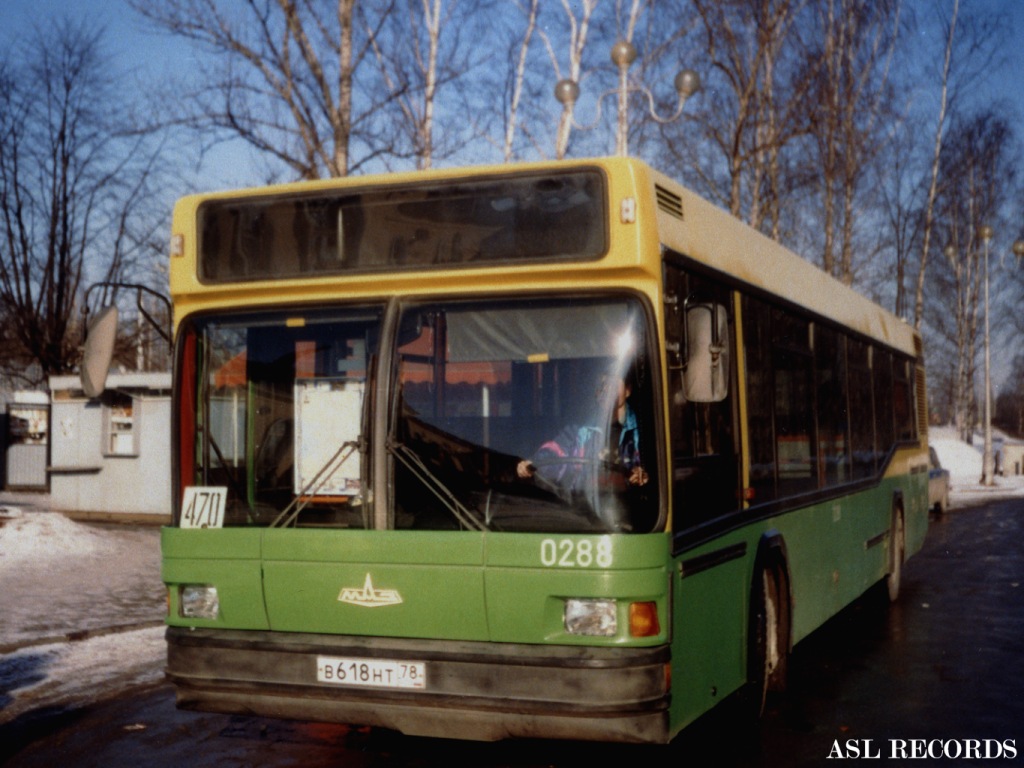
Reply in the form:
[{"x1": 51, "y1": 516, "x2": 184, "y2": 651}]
[{"x1": 316, "y1": 656, "x2": 427, "y2": 689}]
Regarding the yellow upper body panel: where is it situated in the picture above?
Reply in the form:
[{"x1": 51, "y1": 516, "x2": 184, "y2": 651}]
[
  {"x1": 170, "y1": 157, "x2": 663, "y2": 329},
  {"x1": 169, "y1": 156, "x2": 916, "y2": 360}
]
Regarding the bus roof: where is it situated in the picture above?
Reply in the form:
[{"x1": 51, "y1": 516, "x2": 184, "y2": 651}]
[{"x1": 643, "y1": 163, "x2": 917, "y2": 357}]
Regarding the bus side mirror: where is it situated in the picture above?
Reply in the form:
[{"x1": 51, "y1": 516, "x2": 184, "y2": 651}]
[
  {"x1": 81, "y1": 305, "x2": 118, "y2": 398},
  {"x1": 684, "y1": 303, "x2": 729, "y2": 403}
]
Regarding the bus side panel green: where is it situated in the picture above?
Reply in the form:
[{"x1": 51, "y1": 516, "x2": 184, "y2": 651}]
[
  {"x1": 667, "y1": 470, "x2": 927, "y2": 735},
  {"x1": 778, "y1": 477, "x2": 923, "y2": 646},
  {"x1": 782, "y1": 507, "x2": 837, "y2": 642},
  {"x1": 162, "y1": 527, "x2": 269, "y2": 630},
  {"x1": 261, "y1": 530, "x2": 488, "y2": 640},
  {"x1": 669, "y1": 540, "x2": 749, "y2": 732},
  {"x1": 846, "y1": 482, "x2": 895, "y2": 596},
  {"x1": 777, "y1": 486, "x2": 883, "y2": 643},
  {"x1": 483, "y1": 534, "x2": 671, "y2": 645}
]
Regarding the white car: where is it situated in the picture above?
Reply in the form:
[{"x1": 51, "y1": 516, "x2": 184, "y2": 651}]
[{"x1": 928, "y1": 446, "x2": 950, "y2": 514}]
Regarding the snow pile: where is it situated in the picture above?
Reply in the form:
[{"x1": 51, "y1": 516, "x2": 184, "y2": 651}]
[
  {"x1": 0, "y1": 514, "x2": 164, "y2": 650},
  {"x1": 929, "y1": 426, "x2": 982, "y2": 484},
  {"x1": 930, "y1": 425, "x2": 1024, "y2": 507},
  {"x1": 0, "y1": 511, "x2": 166, "y2": 727},
  {"x1": 0, "y1": 511, "x2": 112, "y2": 562}
]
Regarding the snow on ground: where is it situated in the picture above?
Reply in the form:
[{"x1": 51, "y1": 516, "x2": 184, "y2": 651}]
[
  {"x1": 0, "y1": 626, "x2": 166, "y2": 726},
  {"x1": 0, "y1": 512, "x2": 165, "y2": 649},
  {"x1": 929, "y1": 425, "x2": 1024, "y2": 508},
  {"x1": 0, "y1": 510, "x2": 166, "y2": 726}
]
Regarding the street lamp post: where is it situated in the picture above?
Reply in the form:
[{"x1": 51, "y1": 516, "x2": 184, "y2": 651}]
[
  {"x1": 610, "y1": 40, "x2": 636, "y2": 157},
  {"x1": 980, "y1": 225, "x2": 994, "y2": 486},
  {"x1": 554, "y1": 41, "x2": 700, "y2": 157}
]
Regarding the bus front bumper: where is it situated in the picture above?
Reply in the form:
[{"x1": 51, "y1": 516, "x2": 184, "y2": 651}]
[{"x1": 165, "y1": 626, "x2": 672, "y2": 743}]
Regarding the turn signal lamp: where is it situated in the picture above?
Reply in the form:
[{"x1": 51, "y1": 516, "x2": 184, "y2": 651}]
[
  {"x1": 629, "y1": 601, "x2": 660, "y2": 637},
  {"x1": 180, "y1": 585, "x2": 220, "y2": 619}
]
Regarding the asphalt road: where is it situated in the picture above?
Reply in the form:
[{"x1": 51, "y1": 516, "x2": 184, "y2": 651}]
[{"x1": 3, "y1": 498, "x2": 1022, "y2": 767}]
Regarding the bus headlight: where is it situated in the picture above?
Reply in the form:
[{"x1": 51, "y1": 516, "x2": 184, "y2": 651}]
[
  {"x1": 180, "y1": 585, "x2": 219, "y2": 619},
  {"x1": 564, "y1": 599, "x2": 617, "y2": 637}
]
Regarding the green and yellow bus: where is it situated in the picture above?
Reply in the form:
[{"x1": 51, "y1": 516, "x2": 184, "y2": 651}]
[{"x1": 154, "y1": 157, "x2": 928, "y2": 743}]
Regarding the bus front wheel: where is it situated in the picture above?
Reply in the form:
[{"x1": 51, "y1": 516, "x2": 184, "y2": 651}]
[{"x1": 748, "y1": 564, "x2": 789, "y2": 718}]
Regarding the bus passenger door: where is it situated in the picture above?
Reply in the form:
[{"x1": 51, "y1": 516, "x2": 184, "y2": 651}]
[{"x1": 664, "y1": 261, "x2": 747, "y2": 727}]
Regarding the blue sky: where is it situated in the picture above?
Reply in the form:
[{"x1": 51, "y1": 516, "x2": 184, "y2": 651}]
[
  {"x1": 4, "y1": 0, "x2": 182, "y2": 76},
  {"x1": 4, "y1": 0, "x2": 1022, "y2": 188}
]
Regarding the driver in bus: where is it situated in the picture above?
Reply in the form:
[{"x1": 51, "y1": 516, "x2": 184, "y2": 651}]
[{"x1": 516, "y1": 370, "x2": 648, "y2": 489}]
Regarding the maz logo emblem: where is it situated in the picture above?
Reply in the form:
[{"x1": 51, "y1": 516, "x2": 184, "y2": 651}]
[{"x1": 338, "y1": 573, "x2": 403, "y2": 608}]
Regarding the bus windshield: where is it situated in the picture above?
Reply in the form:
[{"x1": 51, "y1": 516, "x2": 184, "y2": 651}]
[
  {"x1": 182, "y1": 306, "x2": 383, "y2": 528},
  {"x1": 393, "y1": 297, "x2": 659, "y2": 533},
  {"x1": 179, "y1": 296, "x2": 660, "y2": 533}
]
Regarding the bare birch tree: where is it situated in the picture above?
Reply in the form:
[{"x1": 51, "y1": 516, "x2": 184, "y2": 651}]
[
  {"x1": 903, "y1": 1, "x2": 1006, "y2": 331},
  {"x1": 910, "y1": 0, "x2": 958, "y2": 329},
  {"x1": 933, "y1": 217, "x2": 982, "y2": 441},
  {"x1": 546, "y1": 0, "x2": 600, "y2": 159},
  {"x1": 0, "y1": 21, "x2": 166, "y2": 383},
  {"x1": 368, "y1": 0, "x2": 483, "y2": 170},
  {"x1": 131, "y1": 0, "x2": 399, "y2": 179},
  {"x1": 500, "y1": 0, "x2": 541, "y2": 162},
  {"x1": 807, "y1": 0, "x2": 900, "y2": 285},
  {"x1": 750, "y1": 0, "x2": 803, "y2": 239},
  {"x1": 662, "y1": 0, "x2": 812, "y2": 237},
  {"x1": 925, "y1": 111, "x2": 1017, "y2": 438},
  {"x1": 417, "y1": 0, "x2": 444, "y2": 169}
]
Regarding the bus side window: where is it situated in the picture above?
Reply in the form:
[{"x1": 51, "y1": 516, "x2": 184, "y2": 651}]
[
  {"x1": 848, "y1": 340, "x2": 876, "y2": 479},
  {"x1": 772, "y1": 309, "x2": 816, "y2": 496},
  {"x1": 742, "y1": 296, "x2": 776, "y2": 503},
  {"x1": 816, "y1": 325, "x2": 851, "y2": 486}
]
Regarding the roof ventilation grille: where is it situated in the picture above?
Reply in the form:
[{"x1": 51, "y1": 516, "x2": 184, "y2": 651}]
[{"x1": 656, "y1": 185, "x2": 684, "y2": 220}]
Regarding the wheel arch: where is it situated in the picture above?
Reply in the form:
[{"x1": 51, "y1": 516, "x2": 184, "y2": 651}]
[
  {"x1": 887, "y1": 492, "x2": 907, "y2": 602},
  {"x1": 746, "y1": 528, "x2": 793, "y2": 708},
  {"x1": 750, "y1": 530, "x2": 792, "y2": 653}
]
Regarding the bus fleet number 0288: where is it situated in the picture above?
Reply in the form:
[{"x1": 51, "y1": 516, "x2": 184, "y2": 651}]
[{"x1": 540, "y1": 537, "x2": 613, "y2": 568}]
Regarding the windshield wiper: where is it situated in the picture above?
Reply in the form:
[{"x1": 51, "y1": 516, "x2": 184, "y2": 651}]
[
  {"x1": 270, "y1": 440, "x2": 360, "y2": 528},
  {"x1": 388, "y1": 439, "x2": 488, "y2": 532}
]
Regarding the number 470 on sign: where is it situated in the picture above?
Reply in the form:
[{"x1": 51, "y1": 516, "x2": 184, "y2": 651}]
[{"x1": 180, "y1": 486, "x2": 227, "y2": 529}]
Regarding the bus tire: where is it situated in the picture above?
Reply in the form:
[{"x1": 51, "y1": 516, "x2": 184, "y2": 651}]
[
  {"x1": 886, "y1": 508, "x2": 905, "y2": 603},
  {"x1": 748, "y1": 562, "x2": 789, "y2": 718}
]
